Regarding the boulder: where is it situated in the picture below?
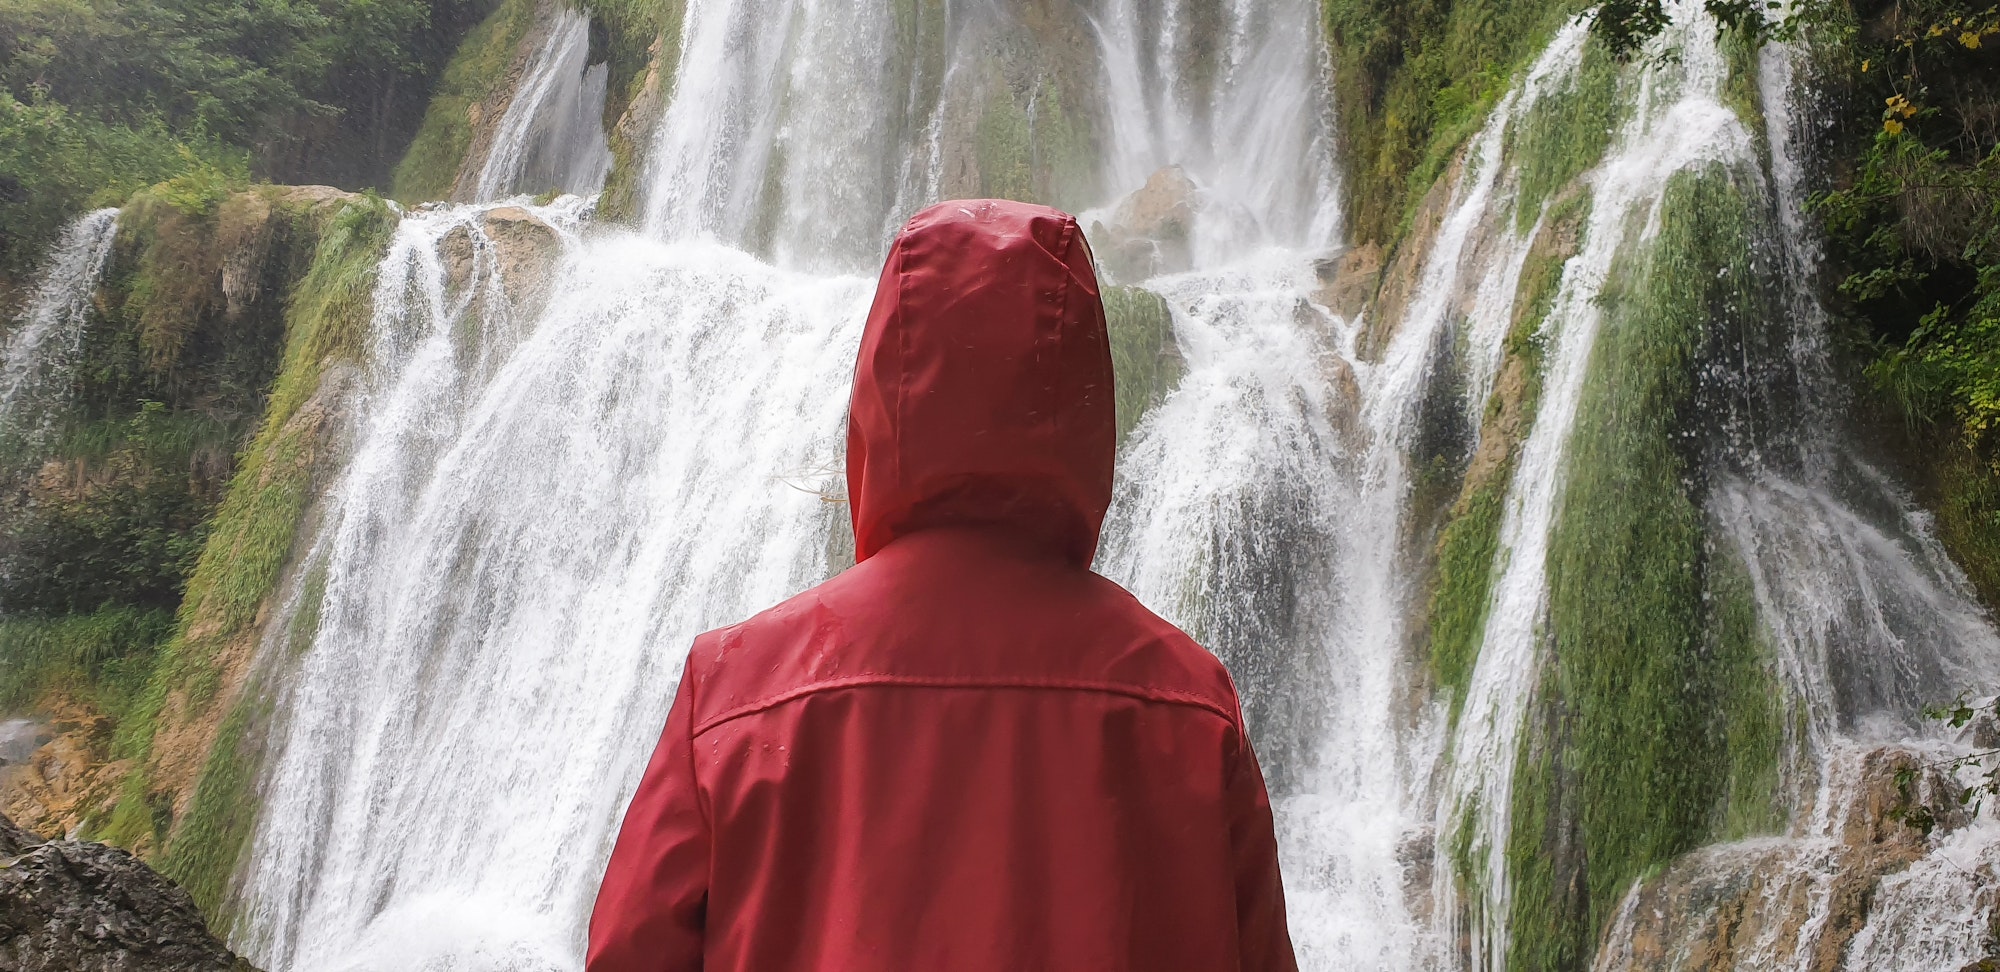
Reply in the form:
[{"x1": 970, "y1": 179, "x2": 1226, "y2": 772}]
[
  {"x1": 1090, "y1": 166, "x2": 1199, "y2": 282},
  {"x1": 1594, "y1": 747, "x2": 1986, "y2": 972},
  {"x1": 0, "y1": 817, "x2": 255, "y2": 970}
]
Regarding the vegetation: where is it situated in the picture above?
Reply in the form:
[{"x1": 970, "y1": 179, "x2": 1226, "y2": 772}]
[
  {"x1": 1507, "y1": 168, "x2": 1786, "y2": 971},
  {"x1": 0, "y1": 606, "x2": 173, "y2": 722},
  {"x1": 1319, "y1": 0, "x2": 1590, "y2": 247},
  {"x1": 0, "y1": 0, "x2": 491, "y2": 279},
  {"x1": 1593, "y1": 0, "x2": 2000, "y2": 621},
  {"x1": 1104, "y1": 285, "x2": 1182, "y2": 445},
  {"x1": 391, "y1": 0, "x2": 535, "y2": 202},
  {"x1": 102, "y1": 195, "x2": 395, "y2": 914}
]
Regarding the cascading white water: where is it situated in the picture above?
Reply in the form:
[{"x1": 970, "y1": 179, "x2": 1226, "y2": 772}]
[
  {"x1": 0, "y1": 208, "x2": 119, "y2": 450},
  {"x1": 473, "y1": 9, "x2": 613, "y2": 201},
  {"x1": 638, "y1": 0, "x2": 915, "y2": 271},
  {"x1": 237, "y1": 198, "x2": 871, "y2": 970},
  {"x1": 233, "y1": 0, "x2": 2000, "y2": 967}
]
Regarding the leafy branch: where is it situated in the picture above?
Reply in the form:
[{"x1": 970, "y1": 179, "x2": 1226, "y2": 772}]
[{"x1": 1891, "y1": 694, "x2": 2000, "y2": 834}]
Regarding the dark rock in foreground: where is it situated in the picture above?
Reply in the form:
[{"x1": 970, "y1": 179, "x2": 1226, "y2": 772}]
[{"x1": 0, "y1": 816, "x2": 254, "y2": 971}]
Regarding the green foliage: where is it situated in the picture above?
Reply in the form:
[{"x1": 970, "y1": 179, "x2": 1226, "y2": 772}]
[
  {"x1": 0, "y1": 455, "x2": 213, "y2": 615},
  {"x1": 159, "y1": 696, "x2": 261, "y2": 921},
  {"x1": 0, "y1": 0, "x2": 489, "y2": 274},
  {"x1": 1104, "y1": 285, "x2": 1182, "y2": 445},
  {"x1": 1504, "y1": 46, "x2": 1621, "y2": 231},
  {"x1": 1508, "y1": 168, "x2": 1785, "y2": 968},
  {"x1": 0, "y1": 606, "x2": 173, "y2": 718},
  {"x1": 391, "y1": 0, "x2": 534, "y2": 202},
  {"x1": 101, "y1": 195, "x2": 392, "y2": 886},
  {"x1": 1428, "y1": 470, "x2": 1508, "y2": 709},
  {"x1": 1320, "y1": 0, "x2": 1586, "y2": 246},
  {"x1": 1888, "y1": 693, "x2": 2000, "y2": 836},
  {"x1": 1767, "y1": 0, "x2": 2000, "y2": 615},
  {"x1": 597, "y1": 0, "x2": 687, "y2": 221},
  {"x1": 1587, "y1": 0, "x2": 1799, "y2": 59}
]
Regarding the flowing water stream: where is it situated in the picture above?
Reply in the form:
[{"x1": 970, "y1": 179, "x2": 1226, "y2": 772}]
[
  {"x1": 202, "y1": 0, "x2": 2000, "y2": 968},
  {"x1": 0, "y1": 209, "x2": 120, "y2": 454},
  {"x1": 472, "y1": 9, "x2": 613, "y2": 201}
]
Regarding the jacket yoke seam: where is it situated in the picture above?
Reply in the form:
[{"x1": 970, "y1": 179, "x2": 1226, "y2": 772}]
[{"x1": 692, "y1": 674, "x2": 1238, "y2": 738}]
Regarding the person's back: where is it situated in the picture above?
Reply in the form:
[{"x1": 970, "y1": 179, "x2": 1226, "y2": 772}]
[{"x1": 588, "y1": 200, "x2": 1298, "y2": 972}]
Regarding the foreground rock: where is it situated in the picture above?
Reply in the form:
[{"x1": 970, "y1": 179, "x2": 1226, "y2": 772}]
[
  {"x1": 0, "y1": 817, "x2": 254, "y2": 971},
  {"x1": 1595, "y1": 747, "x2": 1999, "y2": 972}
]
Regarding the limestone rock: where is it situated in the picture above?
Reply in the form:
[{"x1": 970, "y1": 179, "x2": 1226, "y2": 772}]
[
  {"x1": 0, "y1": 819, "x2": 255, "y2": 971},
  {"x1": 1314, "y1": 243, "x2": 1383, "y2": 322},
  {"x1": 1090, "y1": 166, "x2": 1199, "y2": 283},
  {"x1": 1595, "y1": 747, "x2": 1984, "y2": 972},
  {"x1": 437, "y1": 207, "x2": 563, "y2": 328}
]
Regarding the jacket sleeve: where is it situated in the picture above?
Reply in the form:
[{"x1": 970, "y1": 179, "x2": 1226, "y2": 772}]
[
  {"x1": 587, "y1": 661, "x2": 710, "y2": 972},
  {"x1": 1228, "y1": 731, "x2": 1299, "y2": 972}
]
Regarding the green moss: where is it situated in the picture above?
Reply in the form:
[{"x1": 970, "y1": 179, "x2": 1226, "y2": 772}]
[
  {"x1": 972, "y1": 68, "x2": 1098, "y2": 210},
  {"x1": 1428, "y1": 469, "x2": 1509, "y2": 710},
  {"x1": 1425, "y1": 194, "x2": 1582, "y2": 718},
  {"x1": 158, "y1": 695, "x2": 263, "y2": 922},
  {"x1": 975, "y1": 87, "x2": 1035, "y2": 203},
  {"x1": 1707, "y1": 545, "x2": 1785, "y2": 840},
  {"x1": 1503, "y1": 45, "x2": 1621, "y2": 231},
  {"x1": 1321, "y1": 0, "x2": 1590, "y2": 247},
  {"x1": 1505, "y1": 167, "x2": 1785, "y2": 968},
  {"x1": 1504, "y1": 699, "x2": 1591, "y2": 972},
  {"x1": 1104, "y1": 286, "x2": 1182, "y2": 445},
  {"x1": 99, "y1": 197, "x2": 394, "y2": 899},
  {"x1": 597, "y1": 0, "x2": 688, "y2": 222},
  {"x1": 1926, "y1": 440, "x2": 2000, "y2": 609},
  {"x1": 391, "y1": 0, "x2": 537, "y2": 203},
  {"x1": 0, "y1": 607, "x2": 174, "y2": 719}
]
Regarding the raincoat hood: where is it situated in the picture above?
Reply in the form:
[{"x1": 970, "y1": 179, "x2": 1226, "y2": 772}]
[{"x1": 847, "y1": 199, "x2": 1115, "y2": 566}]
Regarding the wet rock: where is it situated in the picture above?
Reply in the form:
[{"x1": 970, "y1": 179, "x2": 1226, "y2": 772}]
[
  {"x1": 1595, "y1": 747, "x2": 1969, "y2": 972},
  {"x1": 1089, "y1": 166, "x2": 1198, "y2": 282},
  {"x1": 437, "y1": 208, "x2": 562, "y2": 317},
  {"x1": 0, "y1": 817, "x2": 254, "y2": 970},
  {"x1": 0, "y1": 698, "x2": 125, "y2": 842},
  {"x1": 482, "y1": 206, "x2": 562, "y2": 305},
  {"x1": 1314, "y1": 243, "x2": 1382, "y2": 322}
]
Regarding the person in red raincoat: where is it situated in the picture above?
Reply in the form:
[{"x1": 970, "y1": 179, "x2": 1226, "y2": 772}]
[{"x1": 587, "y1": 199, "x2": 1298, "y2": 972}]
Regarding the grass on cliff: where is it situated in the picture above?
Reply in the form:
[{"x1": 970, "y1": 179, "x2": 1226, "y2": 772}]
[
  {"x1": 1320, "y1": 0, "x2": 1590, "y2": 248},
  {"x1": 96, "y1": 195, "x2": 395, "y2": 919},
  {"x1": 597, "y1": 0, "x2": 689, "y2": 221},
  {"x1": 393, "y1": 0, "x2": 537, "y2": 202},
  {"x1": 0, "y1": 608, "x2": 175, "y2": 722},
  {"x1": 1424, "y1": 193, "x2": 1580, "y2": 713},
  {"x1": 1105, "y1": 286, "x2": 1182, "y2": 446},
  {"x1": 1503, "y1": 167, "x2": 1786, "y2": 970}
]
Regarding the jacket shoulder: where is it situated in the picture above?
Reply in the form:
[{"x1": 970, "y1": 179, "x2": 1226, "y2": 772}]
[{"x1": 680, "y1": 561, "x2": 1243, "y2": 736}]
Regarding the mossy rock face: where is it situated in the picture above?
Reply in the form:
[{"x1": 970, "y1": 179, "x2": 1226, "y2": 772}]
[
  {"x1": 597, "y1": 0, "x2": 690, "y2": 224},
  {"x1": 1104, "y1": 286, "x2": 1183, "y2": 445},
  {"x1": 1321, "y1": 0, "x2": 1592, "y2": 248},
  {"x1": 392, "y1": 0, "x2": 540, "y2": 204},
  {"x1": 1502, "y1": 166, "x2": 1788, "y2": 970},
  {"x1": 934, "y1": 2, "x2": 1104, "y2": 212},
  {"x1": 89, "y1": 194, "x2": 398, "y2": 926}
]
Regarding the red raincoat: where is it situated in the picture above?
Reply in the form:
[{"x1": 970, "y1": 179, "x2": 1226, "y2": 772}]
[{"x1": 587, "y1": 199, "x2": 1298, "y2": 972}]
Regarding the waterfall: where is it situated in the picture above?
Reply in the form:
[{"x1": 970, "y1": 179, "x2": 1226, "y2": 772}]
[
  {"x1": 473, "y1": 9, "x2": 613, "y2": 201},
  {"x1": 0, "y1": 208, "x2": 119, "y2": 454},
  {"x1": 232, "y1": 0, "x2": 2000, "y2": 967}
]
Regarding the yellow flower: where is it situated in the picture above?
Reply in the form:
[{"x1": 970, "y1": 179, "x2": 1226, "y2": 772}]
[
  {"x1": 1862, "y1": 59, "x2": 1872, "y2": 72},
  {"x1": 1963, "y1": 30, "x2": 1983, "y2": 48},
  {"x1": 1885, "y1": 118, "x2": 1906, "y2": 134}
]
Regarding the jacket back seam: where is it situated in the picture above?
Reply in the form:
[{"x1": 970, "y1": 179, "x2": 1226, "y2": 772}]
[{"x1": 692, "y1": 674, "x2": 1238, "y2": 738}]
